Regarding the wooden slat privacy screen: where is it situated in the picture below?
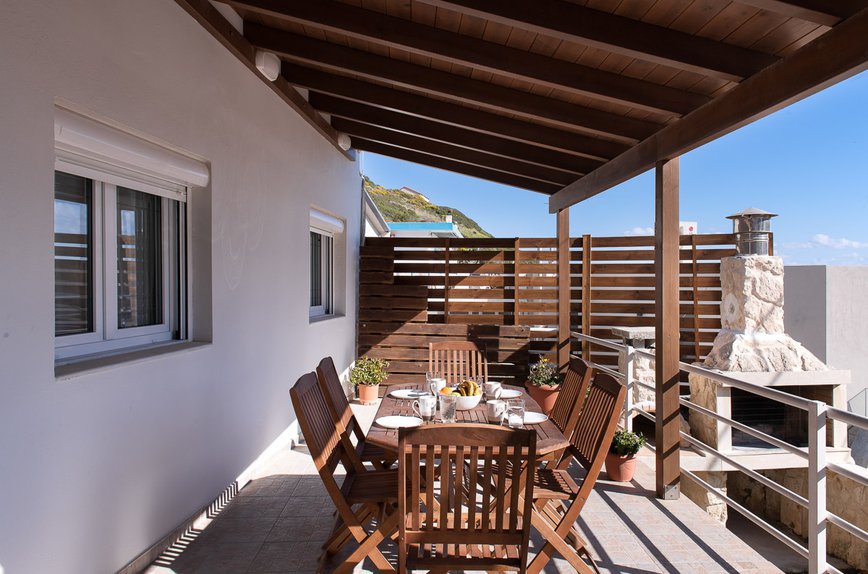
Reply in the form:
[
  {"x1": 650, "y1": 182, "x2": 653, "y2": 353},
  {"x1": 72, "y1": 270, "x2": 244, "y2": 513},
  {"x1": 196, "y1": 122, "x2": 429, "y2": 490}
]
[{"x1": 359, "y1": 234, "x2": 743, "y2": 388}]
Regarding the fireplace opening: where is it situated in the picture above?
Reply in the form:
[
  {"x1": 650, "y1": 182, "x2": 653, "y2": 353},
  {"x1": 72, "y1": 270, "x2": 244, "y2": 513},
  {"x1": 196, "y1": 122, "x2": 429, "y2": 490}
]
[{"x1": 730, "y1": 385, "x2": 837, "y2": 449}]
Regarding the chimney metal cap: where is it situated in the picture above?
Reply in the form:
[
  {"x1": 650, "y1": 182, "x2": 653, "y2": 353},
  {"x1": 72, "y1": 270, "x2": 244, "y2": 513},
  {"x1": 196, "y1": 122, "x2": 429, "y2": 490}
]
[{"x1": 726, "y1": 207, "x2": 778, "y2": 220}]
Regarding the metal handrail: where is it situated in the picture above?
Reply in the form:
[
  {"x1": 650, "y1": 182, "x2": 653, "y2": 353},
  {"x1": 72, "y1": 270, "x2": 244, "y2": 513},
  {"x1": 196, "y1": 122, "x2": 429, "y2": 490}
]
[{"x1": 569, "y1": 331, "x2": 868, "y2": 574}]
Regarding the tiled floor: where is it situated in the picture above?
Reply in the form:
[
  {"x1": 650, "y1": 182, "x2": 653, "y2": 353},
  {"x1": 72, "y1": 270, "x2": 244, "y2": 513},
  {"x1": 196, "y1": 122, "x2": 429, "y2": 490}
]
[{"x1": 145, "y1": 402, "x2": 789, "y2": 574}]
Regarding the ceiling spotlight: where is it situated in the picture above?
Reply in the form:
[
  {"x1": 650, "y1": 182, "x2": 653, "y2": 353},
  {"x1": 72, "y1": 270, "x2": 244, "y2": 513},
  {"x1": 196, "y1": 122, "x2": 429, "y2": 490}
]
[{"x1": 254, "y1": 50, "x2": 281, "y2": 81}]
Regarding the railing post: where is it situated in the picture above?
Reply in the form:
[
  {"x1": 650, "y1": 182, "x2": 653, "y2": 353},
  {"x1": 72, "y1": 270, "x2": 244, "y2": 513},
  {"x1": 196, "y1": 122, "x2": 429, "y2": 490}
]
[
  {"x1": 808, "y1": 400, "x2": 827, "y2": 574},
  {"x1": 624, "y1": 342, "x2": 634, "y2": 432}
]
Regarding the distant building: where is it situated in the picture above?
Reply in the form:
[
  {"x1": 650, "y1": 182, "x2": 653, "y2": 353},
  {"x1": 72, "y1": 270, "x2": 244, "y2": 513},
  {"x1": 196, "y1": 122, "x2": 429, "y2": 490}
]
[
  {"x1": 680, "y1": 221, "x2": 698, "y2": 235},
  {"x1": 388, "y1": 220, "x2": 463, "y2": 238},
  {"x1": 400, "y1": 186, "x2": 430, "y2": 202}
]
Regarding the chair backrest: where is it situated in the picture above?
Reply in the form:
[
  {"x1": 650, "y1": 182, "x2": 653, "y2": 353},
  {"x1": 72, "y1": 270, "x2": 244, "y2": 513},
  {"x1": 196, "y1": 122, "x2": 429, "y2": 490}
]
[
  {"x1": 549, "y1": 357, "x2": 595, "y2": 436},
  {"x1": 428, "y1": 341, "x2": 488, "y2": 384},
  {"x1": 316, "y1": 356, "x2": 364, "y2": 442},
  {"x1": 565, "y1": 371, "x2": 626, "y2": 515},
  {"x1": 398, "y1": 424, "x2": 536, "y2": 570},
  {"x1": 290, "y1": 371, "x2": 364, "y2": 476}
]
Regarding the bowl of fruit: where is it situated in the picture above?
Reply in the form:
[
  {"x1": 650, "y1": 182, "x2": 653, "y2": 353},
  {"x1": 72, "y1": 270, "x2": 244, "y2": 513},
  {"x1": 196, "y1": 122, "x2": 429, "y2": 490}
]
[{"x1": 441, "y1": 379, "x2": 482, "y2": 410}]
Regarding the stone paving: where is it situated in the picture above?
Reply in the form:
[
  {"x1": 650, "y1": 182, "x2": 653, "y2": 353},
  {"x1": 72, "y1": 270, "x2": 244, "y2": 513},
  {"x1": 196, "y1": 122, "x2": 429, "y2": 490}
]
[{"x1": 145, "y1": 402, "x2": 788, "y2": 574}]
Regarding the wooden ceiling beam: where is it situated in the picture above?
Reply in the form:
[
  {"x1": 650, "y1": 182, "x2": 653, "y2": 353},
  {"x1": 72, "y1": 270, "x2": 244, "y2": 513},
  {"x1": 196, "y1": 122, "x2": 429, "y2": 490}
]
[
  {"x1": 285, "y1": 64, "x2": 628, "y2": 161},
  {"x1": 171, "y1": 0, "x2": 353, "y2": 159},
  {"x1": 245, "y1": 22, "x2": 659, "y2": 142},
  {"x1": 227, "y1": 0, "x2": 708, "y2": 116},
  {"x1": 312, "y1": 93, "x2": 602, "y2": 175},
  {"x1": 352, "y1": 139, "x2": 562, "y2": 194},
  {"x1": 334, "y1": 118, "x2": 579, "y2": 186},
  {"x1": 417, "y1": 0, "x2": 778, "y2": 81},
  {"x1": 733, "y1": 1, "x2": 866, "y2": 26},
  {"x1": 548, "y1": 6, "x2": 868, "y2": 212}
]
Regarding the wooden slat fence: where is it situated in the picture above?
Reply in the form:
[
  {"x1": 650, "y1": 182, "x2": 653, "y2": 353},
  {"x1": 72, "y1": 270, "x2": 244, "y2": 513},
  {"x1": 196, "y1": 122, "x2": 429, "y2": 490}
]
[{"x1": 359, "y1": 234, "x2": 744, "y2": 387}]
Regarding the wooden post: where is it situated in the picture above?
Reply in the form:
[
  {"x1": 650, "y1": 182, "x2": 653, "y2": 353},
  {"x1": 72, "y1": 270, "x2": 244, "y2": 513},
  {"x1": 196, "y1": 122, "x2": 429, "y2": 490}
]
[
  {"x1": 691, "y1": 235, "x2": 701, "y2": 362},
  {"x1": 655, "y1": 157, "x2": 681, "y2": 500},
  {"x1": 557, "y1": 209, "x2": 570, "y2": 371},
  {"x1": 581, "y1": 234, "x2": 591, "y2": 360},
  {"x1": 514, "y1": 237, "x2": 521, "y2": 326},
  {"x1": 444, "y1": 238, "x2": 451, "y2": 324}
]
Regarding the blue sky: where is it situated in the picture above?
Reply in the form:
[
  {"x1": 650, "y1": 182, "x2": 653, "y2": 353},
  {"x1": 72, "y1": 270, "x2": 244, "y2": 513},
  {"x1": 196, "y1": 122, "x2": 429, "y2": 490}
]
[{"x1": 360, "y1": 71, "x2": 868, "y2": 266}]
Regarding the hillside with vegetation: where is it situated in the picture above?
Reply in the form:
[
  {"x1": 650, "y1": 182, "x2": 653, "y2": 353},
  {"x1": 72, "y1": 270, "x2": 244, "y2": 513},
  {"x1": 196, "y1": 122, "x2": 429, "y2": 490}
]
[{"x1": 364, "y1": 176, "x2": 492, "y2": 238}]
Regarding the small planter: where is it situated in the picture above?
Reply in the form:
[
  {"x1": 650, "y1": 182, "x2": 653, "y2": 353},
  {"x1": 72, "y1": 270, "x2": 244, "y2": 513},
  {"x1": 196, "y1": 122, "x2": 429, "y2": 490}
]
[
  {"x1": 605, "y1": 452, "x2": 638, "y2": 482},
  {"x1": 527, "y1": 384, "x2": 560, "y2": 416},
  {"x1": 357, "y1": 384, "x2": 380, "y2": 405}
]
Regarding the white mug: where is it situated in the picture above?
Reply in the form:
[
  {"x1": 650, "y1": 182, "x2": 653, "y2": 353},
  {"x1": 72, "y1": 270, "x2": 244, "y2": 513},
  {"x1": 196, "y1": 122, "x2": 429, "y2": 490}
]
[
  {"x1": 486, "y1": 399, "x2": 506, "y2": 423},
  {"x1": 483, "y1": 381, "x2": 502, "y2": 400},
  {"x1": 428, "y1": 377, "x2": 446, "y2": 395}
]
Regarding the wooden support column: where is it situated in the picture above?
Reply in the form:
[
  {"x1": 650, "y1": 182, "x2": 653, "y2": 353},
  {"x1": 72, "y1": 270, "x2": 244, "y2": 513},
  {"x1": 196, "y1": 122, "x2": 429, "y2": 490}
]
[
  {"x1": 655, "y1": 157, "x2": 681, "y2": 500},
  {"x1": 557, "y1": 209, "x2": 571, "y2": 371},
  {"x1": 581, "y1": 234, "x2": 591, "y2": 360}
]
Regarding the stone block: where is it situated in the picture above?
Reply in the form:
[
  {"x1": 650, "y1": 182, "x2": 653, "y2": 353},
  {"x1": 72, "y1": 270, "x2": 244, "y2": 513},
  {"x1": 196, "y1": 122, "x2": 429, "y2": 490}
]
[{"x1": 720, "y1": 256, "x2": 785, "y2": 334}]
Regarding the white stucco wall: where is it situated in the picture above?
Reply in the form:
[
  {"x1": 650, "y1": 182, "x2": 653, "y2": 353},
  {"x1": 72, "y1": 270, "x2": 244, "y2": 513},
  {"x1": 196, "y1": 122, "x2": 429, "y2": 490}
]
[
  {"x1": 0, "y1": 2, "x2": 361, "y2": 573},
  {"x1": 785, "y1": 265, "x2": 868, "y2": 415}
]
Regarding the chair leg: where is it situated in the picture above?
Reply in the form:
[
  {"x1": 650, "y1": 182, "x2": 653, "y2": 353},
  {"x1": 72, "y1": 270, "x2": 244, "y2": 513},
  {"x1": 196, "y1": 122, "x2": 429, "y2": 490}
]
[
  {"x1": 332, "y1": 507, "x2": 400, "y2": 574},
  {"x1": 527, "y1": 508, "x2": 595, "y2": 574},
  {"x1": 323, "y1": 503, "x2": 377, "y2": 554}
]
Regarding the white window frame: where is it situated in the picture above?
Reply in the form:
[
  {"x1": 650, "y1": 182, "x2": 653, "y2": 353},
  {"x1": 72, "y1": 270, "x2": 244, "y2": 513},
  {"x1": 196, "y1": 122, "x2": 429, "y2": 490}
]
[
  {"x1": 54, "y1": 162, "x2": 186, "y2": 360},
  {"x1": 52, "y1": 108, "x2": 204, "y2": 362},
  {"x1": 309, "y1": 208, "x2": 343, "y2": 320},
  {"x1": 309, "y1": 228, "x2": 334, "y2": 318}
]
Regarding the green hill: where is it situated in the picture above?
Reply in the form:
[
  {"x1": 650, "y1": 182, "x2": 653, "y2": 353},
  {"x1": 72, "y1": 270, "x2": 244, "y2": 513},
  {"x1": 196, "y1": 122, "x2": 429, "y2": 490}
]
[{"x1": 364, "y1": 176, "x2": 492, "y2": 238}]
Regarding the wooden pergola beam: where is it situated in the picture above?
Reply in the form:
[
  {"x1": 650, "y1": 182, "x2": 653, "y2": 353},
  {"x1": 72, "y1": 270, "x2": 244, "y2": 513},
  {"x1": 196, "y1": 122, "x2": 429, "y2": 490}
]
[
  {"x1": 228, "y1": 0, "x2": 708, "y2": 116},
  {"x1": 172, "y1": 0, "x2": 352, "y2": 159},
  {"x1": 334, "y1": 118, "x2": 580, "y2": 186},
  {"x1": 351, "y1": 139, "x2": 561, "y2": 194},
  {"x1": 416, "y1": 0, "x2": 777, "y2": 81},
  {"x1": 313, "y1": 93, "x2": 602, "y2": 175},
  {"x1": 285, "y1": 65, "x2": 628, "y2": 161},
  {"x1": 246, "y1": 23, "x2": 659, "y2": 142},
  {"x1": 734, "y1": 0, "x2": 866, "y2": 26},
  {"x1": 549, "y1": 6, "x2": 868, "y2": 212}
]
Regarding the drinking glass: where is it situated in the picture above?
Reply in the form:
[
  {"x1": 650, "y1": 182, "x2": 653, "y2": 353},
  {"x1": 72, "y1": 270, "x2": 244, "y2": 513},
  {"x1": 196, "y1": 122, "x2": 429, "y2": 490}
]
[
  {"x1": 506, "y1": 398, "x2": 525, "y2": 429},
  {"x1": 413, "y1": 395, "x2": 437, "y2": 423},
  {"x1": 439, "y1": 394, "x2": 458, "y2": 424},
  {"x1": 428, "y1": 376, "x2": 446, "y2": 396}
]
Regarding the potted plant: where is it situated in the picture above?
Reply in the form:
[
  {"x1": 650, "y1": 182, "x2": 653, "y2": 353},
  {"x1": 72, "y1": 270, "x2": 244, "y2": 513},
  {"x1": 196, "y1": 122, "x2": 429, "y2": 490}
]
[
  {"x1": 350, "y1": 357, "x2": 389, "y2": 405},
  {"x1": 525, "y1": 357, "x2": 564, "y2": 415},
  {"x1": 605, "y1": 429, "x2": 646, "y2": 482}
]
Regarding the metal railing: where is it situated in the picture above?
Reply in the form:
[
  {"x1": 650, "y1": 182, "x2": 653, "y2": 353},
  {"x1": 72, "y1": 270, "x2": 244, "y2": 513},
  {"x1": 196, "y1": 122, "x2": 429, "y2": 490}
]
[{"x1": 571, "y1": 331, "x2": 868, "y2": 574}]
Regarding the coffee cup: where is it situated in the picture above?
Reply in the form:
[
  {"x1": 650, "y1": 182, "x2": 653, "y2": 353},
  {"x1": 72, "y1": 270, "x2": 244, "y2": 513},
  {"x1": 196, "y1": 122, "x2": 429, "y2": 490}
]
[
  {"x1": 428, "y1": 377, "x2": 446, "y2": 395},
  {"x1": 483, "y1": 381, "x2": 502, "y2": 400},
  {"x1": 486, "y1": 399, "x2": 506, "y2": 423}
]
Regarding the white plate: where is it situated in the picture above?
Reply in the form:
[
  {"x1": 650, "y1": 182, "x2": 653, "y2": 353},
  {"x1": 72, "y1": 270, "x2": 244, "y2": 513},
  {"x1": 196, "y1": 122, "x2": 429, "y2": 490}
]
[
  {"x1": 499, "y1": 389, "x2": 522, "y2": 399},
  {"x1": 390, "y1": 388, "x2": 429, "y2": 400},
  {"x1": 375, "y1": 415, "x2": 424, "y2": 429},
  {"x1": 523, "y1": 412, "x2": 549, "y2": 425}
]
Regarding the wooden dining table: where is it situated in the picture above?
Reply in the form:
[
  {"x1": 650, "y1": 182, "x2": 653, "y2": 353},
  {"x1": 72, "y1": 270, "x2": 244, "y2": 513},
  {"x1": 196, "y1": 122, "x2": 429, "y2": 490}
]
[{"x1": 366, "y1": 383, "x2": 570, "y2": 457}]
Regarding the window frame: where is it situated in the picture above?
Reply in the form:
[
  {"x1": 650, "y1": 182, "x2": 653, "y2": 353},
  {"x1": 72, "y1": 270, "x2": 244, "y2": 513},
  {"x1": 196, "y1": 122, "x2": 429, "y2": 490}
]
[
  {"x1": 54, "y1": 159, "x2": 187, "y2": 361},
  {"x1": 309, "y1": 227, "x2": 334, "y2": 319}
]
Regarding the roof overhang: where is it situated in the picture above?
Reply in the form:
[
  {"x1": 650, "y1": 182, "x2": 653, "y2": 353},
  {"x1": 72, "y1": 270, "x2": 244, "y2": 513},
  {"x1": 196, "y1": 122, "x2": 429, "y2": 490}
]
[{"x1": 175, "y1": 0, "x2": 868, "y2": 210}]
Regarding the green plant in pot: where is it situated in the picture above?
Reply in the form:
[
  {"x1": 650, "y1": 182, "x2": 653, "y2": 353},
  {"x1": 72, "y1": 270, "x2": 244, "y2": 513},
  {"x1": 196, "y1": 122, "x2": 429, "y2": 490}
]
[
  {"x1": 350, "y1": 357, "x2": 389, "y2": 405},
  {"x1": 525, "y1": 357, "x2": 564, "y2": 416},
  {"x1": 605, "y1": 429, "x2": 646, "y2": 482}
]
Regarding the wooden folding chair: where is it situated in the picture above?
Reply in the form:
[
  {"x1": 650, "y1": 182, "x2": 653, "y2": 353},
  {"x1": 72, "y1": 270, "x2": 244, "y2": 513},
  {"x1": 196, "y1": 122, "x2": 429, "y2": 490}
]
[
  {"x1": 428, "y1": 341, "x2": 488, "y2": 384},
  {"x1": 527, "y1": 372, "x2": 626, "y2": 574},
  {"x1": 398, "y1": 424, "x2": 536, "y2": 574},
  {"x1": 290, "y1": 372, "x2": 399, "y2": 574},
  {"x1": 549, "y1": 357, "x2": 595, "y2": 438},
  {"x1": 316, "y1": 356, "x2": 394, "y2": 469}
]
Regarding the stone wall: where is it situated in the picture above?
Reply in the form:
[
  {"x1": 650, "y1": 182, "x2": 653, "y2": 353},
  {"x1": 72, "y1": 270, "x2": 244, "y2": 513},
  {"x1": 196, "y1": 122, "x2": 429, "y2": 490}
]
[{"x1": 729, "y1": 468, "x2": 868, "y2": 570}]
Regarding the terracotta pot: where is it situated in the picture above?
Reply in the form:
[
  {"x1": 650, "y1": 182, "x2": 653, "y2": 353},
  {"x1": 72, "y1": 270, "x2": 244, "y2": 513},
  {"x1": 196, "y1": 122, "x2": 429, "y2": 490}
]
[
  {"x1": 357, "y1": 384, "x2": 380, "y2": 405},
  {"x1": 605, "y1": 452, "x2": 638, "y2": 482},
  {"x1": 526, "y1": 384, "x2": 560, "y2": 416}
]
